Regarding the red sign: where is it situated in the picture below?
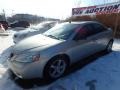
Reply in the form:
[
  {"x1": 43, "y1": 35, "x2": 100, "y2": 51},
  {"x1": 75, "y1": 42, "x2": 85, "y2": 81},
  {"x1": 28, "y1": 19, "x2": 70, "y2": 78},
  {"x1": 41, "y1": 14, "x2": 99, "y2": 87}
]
[{"x1": 72, "y1": 2, "x2": 120, "y2": 16}]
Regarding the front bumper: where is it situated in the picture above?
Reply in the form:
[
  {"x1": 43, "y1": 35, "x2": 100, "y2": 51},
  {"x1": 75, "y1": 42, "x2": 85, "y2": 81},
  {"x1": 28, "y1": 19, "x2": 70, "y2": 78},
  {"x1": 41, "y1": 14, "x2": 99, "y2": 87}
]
[{"x1": 7, "y1": 59, "x2": 44, "y2": 79}]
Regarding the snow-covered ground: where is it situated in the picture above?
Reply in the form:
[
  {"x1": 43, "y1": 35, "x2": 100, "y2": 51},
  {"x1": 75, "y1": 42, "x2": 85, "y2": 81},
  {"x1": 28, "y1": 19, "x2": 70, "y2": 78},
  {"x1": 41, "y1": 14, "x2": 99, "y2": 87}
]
[{"x1": 0, "y1": 33, "x2": 120, "y2": 90}]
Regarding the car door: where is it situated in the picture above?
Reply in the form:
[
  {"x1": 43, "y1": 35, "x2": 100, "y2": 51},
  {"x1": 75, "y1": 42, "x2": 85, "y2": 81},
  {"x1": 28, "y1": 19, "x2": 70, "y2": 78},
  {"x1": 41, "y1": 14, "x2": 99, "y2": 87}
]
[
  {"x1": 68, "y1": 24, "x2": 97, "y2": 63},
  {"x1": 91, "y1": 23, "x2": 111, "y2": 51}
]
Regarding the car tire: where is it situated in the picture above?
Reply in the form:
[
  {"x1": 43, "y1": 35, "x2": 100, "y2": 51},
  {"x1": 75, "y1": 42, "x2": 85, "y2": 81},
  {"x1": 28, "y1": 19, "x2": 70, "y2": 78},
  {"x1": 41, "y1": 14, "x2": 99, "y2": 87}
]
[
  {"x1": 44, "y1": 56, "x2": 69, "y2": 80},
  {"x1": 106, "y1": 40, "x2": 113, "y2": 53}
]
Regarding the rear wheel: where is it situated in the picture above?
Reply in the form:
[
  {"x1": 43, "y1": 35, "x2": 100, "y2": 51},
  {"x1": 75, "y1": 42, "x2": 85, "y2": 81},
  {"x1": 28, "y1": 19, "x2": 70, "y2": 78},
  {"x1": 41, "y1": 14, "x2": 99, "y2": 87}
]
[
  {"x1": 44, "y1": 56, "x2": 69, "y2": 80},
  {"x1": 106, "y1": 40, "x2": 113, "y2": 53}
]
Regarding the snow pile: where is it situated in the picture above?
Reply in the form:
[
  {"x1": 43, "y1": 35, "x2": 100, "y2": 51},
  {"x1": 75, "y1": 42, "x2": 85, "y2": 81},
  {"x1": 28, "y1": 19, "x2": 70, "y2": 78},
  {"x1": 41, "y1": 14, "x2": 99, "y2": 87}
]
[
  {"x1": 0, "y1": 36, "x2": 14, "y2": 55},
  {"x1": 0, "y1": 46, "x2": 14, "y2": 67},
  {"x1": 0, "y1": 35, "x2": 14, "y2": 68},
  {"x1": 113, "y1": 39, "x2": 120, "y2": 51},
  {"x1": 0, "y1": 71, "x2": 21, "y2": 90}
]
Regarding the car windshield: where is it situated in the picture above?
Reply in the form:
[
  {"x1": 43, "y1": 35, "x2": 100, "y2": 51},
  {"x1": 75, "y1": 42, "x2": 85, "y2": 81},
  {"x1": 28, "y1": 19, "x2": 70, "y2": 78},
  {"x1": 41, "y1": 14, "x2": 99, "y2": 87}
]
[{"x1": 43, "y1": 23, "x2": 80, "y2": 40}]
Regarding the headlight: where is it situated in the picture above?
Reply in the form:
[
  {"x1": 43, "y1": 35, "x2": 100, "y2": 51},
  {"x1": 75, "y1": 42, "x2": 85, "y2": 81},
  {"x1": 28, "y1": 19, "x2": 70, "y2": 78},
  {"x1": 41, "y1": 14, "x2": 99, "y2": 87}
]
[
  {"x1": 32, "y1": 54, "x2": 40, "y2": 62},
  {"x1": 27, "y1": 53, "x2": 40, "y2": 62},
  {"x1": 13, "y1": 52, "x2": 40, "y2": 63}
]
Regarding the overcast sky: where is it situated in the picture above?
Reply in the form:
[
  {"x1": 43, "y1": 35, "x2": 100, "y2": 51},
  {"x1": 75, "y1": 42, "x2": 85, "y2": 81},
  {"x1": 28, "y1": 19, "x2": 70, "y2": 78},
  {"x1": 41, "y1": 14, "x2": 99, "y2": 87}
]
[{"x1": 0, "y1": 0, "x2": 119, "y2": 19}]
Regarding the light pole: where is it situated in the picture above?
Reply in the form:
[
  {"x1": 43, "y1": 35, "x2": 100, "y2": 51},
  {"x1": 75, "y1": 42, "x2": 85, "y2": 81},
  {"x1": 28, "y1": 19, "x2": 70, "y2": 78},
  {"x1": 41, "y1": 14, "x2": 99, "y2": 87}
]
[
  {"x1": 114, "y1": 0, "x2": 120, "y2": 37},
  {"x1": 2, "y1": 9, "x2": 7, "y2": 21}
]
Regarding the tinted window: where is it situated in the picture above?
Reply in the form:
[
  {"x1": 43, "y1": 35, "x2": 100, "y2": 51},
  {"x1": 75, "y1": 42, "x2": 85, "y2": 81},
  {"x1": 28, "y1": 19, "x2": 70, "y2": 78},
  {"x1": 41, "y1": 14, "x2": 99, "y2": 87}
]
[
  {"x1": 92, "y1": 23, "x2": 106, "y2": 33},
  {"x1": 74, "y1": 23, "x2": 107, "y2": 40},
  {"x1": 84, "y1": 24, "x2": 94, "y2": 36},
  {"x1": 74, "y1": 24, "x2": 94, "y2": 40}
]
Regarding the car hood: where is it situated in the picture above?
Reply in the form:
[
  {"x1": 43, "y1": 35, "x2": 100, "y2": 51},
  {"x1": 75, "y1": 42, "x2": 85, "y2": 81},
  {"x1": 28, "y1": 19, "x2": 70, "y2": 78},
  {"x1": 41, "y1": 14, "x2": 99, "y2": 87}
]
[{"x1": 12, "y1": 34, "x2": 63, "y2": 54}]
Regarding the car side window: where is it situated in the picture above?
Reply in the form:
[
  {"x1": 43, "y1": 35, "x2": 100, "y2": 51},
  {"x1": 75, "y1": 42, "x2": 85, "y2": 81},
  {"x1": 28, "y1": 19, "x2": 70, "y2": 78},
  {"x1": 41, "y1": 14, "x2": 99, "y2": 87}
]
[
  {"x1": 74, "y1": 25, "x2": 93, "y2": 40},
  {"x1": 92, "y1": 23, "x2": 107, "y2": 34},
  {"x1": 83, "y1": 24, "x2": 94, "y2": 37}
]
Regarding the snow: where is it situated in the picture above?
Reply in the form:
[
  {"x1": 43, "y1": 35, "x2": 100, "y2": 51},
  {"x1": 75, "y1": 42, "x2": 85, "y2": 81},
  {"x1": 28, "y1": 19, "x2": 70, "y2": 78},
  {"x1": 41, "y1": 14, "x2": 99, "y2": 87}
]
[{"x1": 0, "y1": 34, "x2": 120, "y2": 90}]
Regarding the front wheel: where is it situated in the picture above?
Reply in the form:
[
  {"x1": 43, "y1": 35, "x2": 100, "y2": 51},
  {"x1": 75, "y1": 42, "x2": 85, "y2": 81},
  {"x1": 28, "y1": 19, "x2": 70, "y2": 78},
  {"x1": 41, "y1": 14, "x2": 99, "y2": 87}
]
[{"x1": 44, "y1": 57, "x2": 68, "y2": 80}]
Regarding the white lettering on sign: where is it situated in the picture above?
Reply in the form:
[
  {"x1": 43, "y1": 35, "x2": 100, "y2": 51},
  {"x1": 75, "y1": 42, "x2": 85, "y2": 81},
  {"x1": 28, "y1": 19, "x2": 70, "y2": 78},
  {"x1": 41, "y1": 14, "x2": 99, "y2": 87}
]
[{"x1": 72, "y1": 2, "x2": 120, "y2": 16}]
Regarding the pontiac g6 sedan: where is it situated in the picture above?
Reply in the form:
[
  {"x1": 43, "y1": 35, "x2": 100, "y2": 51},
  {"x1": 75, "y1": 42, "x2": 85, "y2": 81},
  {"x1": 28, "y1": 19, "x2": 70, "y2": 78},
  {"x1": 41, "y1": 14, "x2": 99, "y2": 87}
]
[{"x1": 8, "y1": 21, "x2": 113, "y2": 80}]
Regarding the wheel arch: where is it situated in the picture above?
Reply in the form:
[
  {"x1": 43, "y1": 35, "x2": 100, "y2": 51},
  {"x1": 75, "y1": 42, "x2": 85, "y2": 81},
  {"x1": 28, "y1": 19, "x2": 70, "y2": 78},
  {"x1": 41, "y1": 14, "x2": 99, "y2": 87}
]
[
  {"x1": 49, "y1": 54, "x2": 71, "y2": 66},
  {"x1": 43, "y1": 53, "x2": 71, "y2": 79}
]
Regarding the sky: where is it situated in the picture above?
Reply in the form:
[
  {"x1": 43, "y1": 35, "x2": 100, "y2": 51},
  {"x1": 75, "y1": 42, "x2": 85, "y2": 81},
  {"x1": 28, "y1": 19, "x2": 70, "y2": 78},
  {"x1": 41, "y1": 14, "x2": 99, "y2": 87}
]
[{"x1": 0, "y1": 0, "x2": 119, "y2": 19}]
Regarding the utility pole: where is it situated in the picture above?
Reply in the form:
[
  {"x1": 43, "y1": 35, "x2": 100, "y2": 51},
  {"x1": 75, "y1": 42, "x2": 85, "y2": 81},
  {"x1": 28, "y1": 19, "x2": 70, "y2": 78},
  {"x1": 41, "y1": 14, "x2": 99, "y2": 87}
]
[
  {"x1": 2, "y1": 9, "x2": 7, "y2": 21},
  {"x1": 114, "y1": 0, "x2": 120, "y2": 37}
]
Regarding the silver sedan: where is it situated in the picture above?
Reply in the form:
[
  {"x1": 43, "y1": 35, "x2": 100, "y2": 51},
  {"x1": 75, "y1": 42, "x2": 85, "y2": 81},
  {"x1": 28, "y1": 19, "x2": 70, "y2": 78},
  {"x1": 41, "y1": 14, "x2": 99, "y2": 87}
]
[{"x1": 7, "y1": 21, "x2": 113, "y2": 80}]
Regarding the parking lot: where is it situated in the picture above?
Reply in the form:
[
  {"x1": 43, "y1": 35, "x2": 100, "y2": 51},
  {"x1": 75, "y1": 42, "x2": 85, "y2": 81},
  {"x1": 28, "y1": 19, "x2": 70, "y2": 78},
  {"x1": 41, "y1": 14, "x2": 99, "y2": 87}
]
[{"x1": 0, "y1": 33, "x2": 120, "y2": 90}]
